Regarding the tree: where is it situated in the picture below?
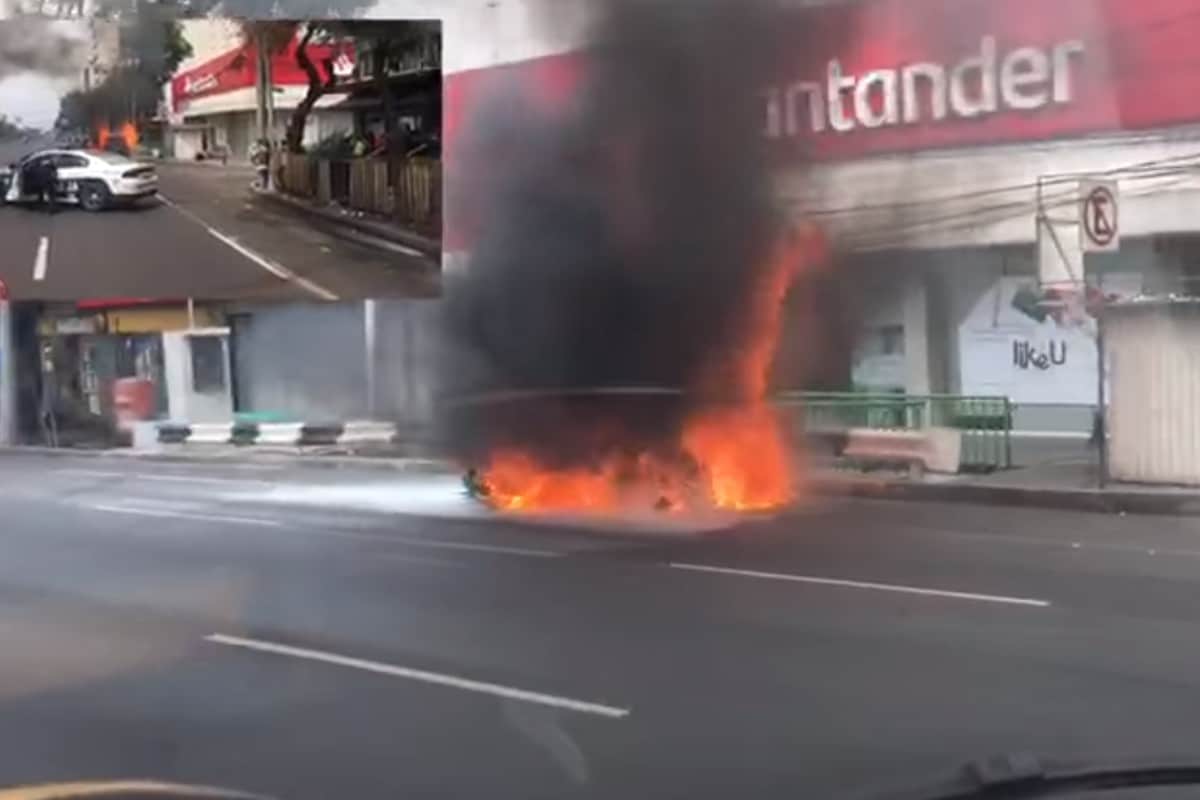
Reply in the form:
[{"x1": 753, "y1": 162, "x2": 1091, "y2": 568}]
[
  {"x1": 285, "y1": 20, "x2": 437, "y2": 155},
  {"x1": 0, "y1": 114, "x2": 39, "y2": 140}
]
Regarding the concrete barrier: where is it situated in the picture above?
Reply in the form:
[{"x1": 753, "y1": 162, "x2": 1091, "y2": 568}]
[
  {"x1": 842, "y1": 427, "x2": 962, "y2": 475},
  {"x1": 337, "y1": 421, "x2": 398, "y2": 445},
  {"x1": 187, "y1": 422, "x2": 237, "y2": 445},
  {"x1": 155, "y1": 420, "x2": 406, "y2": 449}
]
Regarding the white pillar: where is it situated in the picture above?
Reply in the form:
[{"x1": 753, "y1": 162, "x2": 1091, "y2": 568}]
[
  {"x1": 0, "y1": 298, "x2": 15, "y2": 445},
  {"x1": 364, "y1": 300, "x2": 378, "y2": 419},
  {"x1": 903, "y1": 271, "x2": 949, "y2": 396}
]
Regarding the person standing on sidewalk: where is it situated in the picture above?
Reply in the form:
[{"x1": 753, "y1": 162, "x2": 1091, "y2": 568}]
[{"x1": 250, "y1": 138, "x2": 270, "y2": 190}]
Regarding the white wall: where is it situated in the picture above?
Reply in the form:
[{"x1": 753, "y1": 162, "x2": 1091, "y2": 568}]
[
  {"x1": 163, "y1": 330, "x2": 234, "y2": 423},
  {"x1": 176, "y1": 18, "x2": 245, "y2": 73},
  {"x1": 777, "y1": 133, "x2": 1200, "y2": 253},
  {"x1": 1108, "y1": 304, "x2": 1200, "y2": 485}
]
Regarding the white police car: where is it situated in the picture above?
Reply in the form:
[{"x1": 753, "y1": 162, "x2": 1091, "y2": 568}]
[{"x1": 0, "y1": 148, "x2": 158, "y2": 211}]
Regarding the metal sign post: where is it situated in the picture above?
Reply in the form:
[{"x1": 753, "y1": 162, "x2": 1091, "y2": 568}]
[
  {"x1": 1079, "y1": 179, "x2": 1119, "y2": 488},
  {"x1": 0, "y1": 280, "x2": 15, "y2": 446}
]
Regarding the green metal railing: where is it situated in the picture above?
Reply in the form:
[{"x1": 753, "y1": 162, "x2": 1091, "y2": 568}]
[{"x1": 776, "y1": 391, "x2": 1013, "y2": 471}]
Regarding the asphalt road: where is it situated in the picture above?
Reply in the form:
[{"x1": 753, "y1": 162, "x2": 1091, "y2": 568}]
[
  {"x1": 0, "y1": 160, "x2": 439, "y2": 303},
  {"x1": 2, "y1": 452, "x2": 1200, "y2": 799}
]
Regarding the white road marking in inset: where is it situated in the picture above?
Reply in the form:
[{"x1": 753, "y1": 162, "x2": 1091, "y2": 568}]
[
  {"x1": 89, "y1": 504, "x2": 282, "y2": 528},
  {"x1": 159, "y1": 194, "x2": 339, "y2": 301},
  {"x1": 669, "y1": 563, "x2": 1052, "y2": 608},
  {"x1": 32, "y1": 236, "x2": 49, "y2": 281},
  {"x1": 205, "y1": 633, "x2": 630, "y2": 719}
]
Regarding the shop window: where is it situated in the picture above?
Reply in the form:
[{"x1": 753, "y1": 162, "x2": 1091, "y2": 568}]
[{"x1": 189, "y1": 336, "x2": 226, "y2": 393}]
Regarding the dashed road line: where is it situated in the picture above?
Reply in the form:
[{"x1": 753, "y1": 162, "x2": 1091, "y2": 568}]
[
  {"x1": 206, "y1": 633, "x2": 630, "y2": 719},
  {"x1": 669, "y1": 562, "x2": 1052, "y2": 607},
  {"x1": 32, "y1": 236, "x2": 49, "y2": 281},
  {"x1": 158, "y1": 194, "x2": 339, "y2": 301}
]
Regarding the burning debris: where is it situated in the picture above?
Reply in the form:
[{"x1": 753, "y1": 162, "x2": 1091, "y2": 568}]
[
  {"x1": 95, "y1": 120, "x2": 138, "y2": 154},
  {"x1": 444, "y1": 0, "x2": 834, "y2": 516}
]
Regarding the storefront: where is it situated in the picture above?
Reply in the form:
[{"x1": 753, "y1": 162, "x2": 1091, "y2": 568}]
[
  {"x1": 166, "y1": 21, "x2": 358, "y2": 162},
  {"x1": 425, "y1": 0, "x2": 1200, "y2": 423},
  {"x1": 35, "y1": 302, "x2": 226, "y2": 444}
]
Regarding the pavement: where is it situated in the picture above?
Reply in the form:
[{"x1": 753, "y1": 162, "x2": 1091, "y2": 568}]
[
  {"x1": 3, "y1": 450, "x2": 1200, "y2": 798},
  {"x1": 0, "y1": 160, "x2": 440, "y2": 302}
]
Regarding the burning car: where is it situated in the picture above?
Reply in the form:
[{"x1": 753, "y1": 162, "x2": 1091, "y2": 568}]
[{"x1": 0, "y1": 148, "x2": 158, "y2": 211}]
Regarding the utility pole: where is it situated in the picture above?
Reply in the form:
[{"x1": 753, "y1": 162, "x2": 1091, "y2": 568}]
[
  {"x1": 0, "y1": 281, "x2": 16, "y2": 446},
  {"x1": 1096, "y1": 295, "x2": 1108, "y2": 488},
  {"x1": 252, "y1": 28, "x2": 279, "y2": 189}
]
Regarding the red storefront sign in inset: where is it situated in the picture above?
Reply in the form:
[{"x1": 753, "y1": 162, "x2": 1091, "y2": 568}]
[{"x1": 171, "y1": 37, "x2": 356, "y2": 112}]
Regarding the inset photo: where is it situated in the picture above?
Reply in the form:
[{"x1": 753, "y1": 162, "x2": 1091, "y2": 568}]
[{"x1": 0, "y1": 12, "x2": 441, "y2": 302}]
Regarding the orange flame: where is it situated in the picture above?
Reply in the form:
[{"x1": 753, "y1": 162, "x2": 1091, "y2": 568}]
[
  {"x1": 94, "y1": 122, "x2": 138, "y2": 152},
  {"x1": 120, "y1": 121, "x2": 139, "y2": 151},
  {"x1": 478, "y1": 223, "x2": 828, "y2": 515}
]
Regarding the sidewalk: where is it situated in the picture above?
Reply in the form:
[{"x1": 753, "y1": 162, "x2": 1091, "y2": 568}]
[
  {"x1": 258, "y1": 188, "x2": 441, "y2": 260},
  {"x1": 815, "y1": 458, "x2": 1200, "y2": 515}
]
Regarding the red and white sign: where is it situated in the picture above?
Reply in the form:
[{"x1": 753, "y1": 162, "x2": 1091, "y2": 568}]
[
  {"x1": 442, "y1": 0, "x2": 1200, "y2": 250},
  {"x1": 1080, "y1": 179, "x2": 1119, "y2": 252},
  {"x1": 170, "y1": 36, "x2": 356, "y2": 112},
  {"x1": 445, "y1": 0, "x2": 1200, "y2": 161}
]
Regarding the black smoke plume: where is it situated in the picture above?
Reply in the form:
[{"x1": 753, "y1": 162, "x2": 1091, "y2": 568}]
[
  {"x1": 0, "y1": 16, "x2": 85, "y2": 80},
  {"x1": 440, "y1": 0, "x2": 842, "y2": 467}
]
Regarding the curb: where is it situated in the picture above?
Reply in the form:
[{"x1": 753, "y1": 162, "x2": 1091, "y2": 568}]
[
  {"x1": 258, "y1": 190, "x2": 440, "y2": 260},
  {"x1": 0, "y1": 445, "x2": 458, "y2": 475},
  {"x1": 812, "y1": 476, "x2": 1200, "y2": 516}
]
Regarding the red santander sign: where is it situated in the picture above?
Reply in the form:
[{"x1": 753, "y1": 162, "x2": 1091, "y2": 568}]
[
  {"x1": 441, "y1": 0, "x2": 1200, "y2": 250},
  {"x1": 446, "y1": 0, "x2": 1200, "y2": 163},
  {"x1": 171, "y1": 36, "x2": 356, "y2": 111},
  {"x1": 764, "y1": 0, "x2": 1200, "y2": 159}
]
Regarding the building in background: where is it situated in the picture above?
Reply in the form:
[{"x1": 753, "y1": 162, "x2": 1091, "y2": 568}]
[
  {"x1": 164, "y1": 19, "x2": 357, "y2": 162},
  {"x1": 330, "y1": 29, "x2": 441, "y2": 155},
  {"x1": 81, "y1": 16, "x2": 120, "y2": 91}
]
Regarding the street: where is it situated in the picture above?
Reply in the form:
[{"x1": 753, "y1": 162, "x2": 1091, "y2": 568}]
[
  {"x1": 1, "y1": 453, "x2": 1199, "y2": 798},
  {"x1": 0, "y1": 161, "x2": 439, "y2": 302}
]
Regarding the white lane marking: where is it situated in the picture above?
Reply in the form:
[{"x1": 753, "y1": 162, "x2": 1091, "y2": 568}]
[
  {"x1": 89, "y1": 504, "x2": 282, "y2": 528},
  {"x1": 32, "y1": 236, "x2": 49, "y2": 281},
  {"x1": 159, "y1": 194, "x2": 339, "y2": 301},
  {"x1": 287, "y1": 525, "x2": 562, "y2": 559},
  {"x1": 206, "y1": 633, "x2": 630, "y2": 719},
  {"x1": 385, "y1": 536, "x2": 561, "y2": 559},
  {"x1": 669, "y1": 563, "x2": 1051, "y2": 608}
]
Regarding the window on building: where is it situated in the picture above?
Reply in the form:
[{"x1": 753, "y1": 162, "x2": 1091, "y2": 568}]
[{"x1": 189, "y1": 336, "x2": 226, "y2": 394}]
